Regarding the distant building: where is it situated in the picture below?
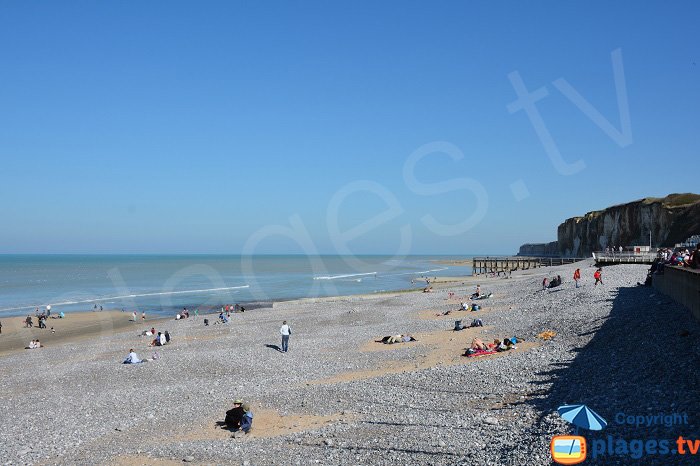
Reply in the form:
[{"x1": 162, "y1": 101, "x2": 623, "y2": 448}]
[{"x1": 675, "y1": 234, "x2": 700, "y2": 249}]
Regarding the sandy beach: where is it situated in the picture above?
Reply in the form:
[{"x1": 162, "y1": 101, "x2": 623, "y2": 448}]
[
  {"x1": 1, "y1": 260, "x2": 699, "y2": 465},
  {"x1": 0, "y1": 311, "x2": 174, "y2": 356}
]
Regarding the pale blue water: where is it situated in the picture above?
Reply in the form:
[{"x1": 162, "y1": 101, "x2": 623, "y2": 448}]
[{"x1": 0, "y1": 255, "x2": 471, "y2": 316}]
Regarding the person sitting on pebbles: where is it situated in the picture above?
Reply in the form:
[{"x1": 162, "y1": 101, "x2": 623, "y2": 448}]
[
  {"x1": 228, "y1": 401, "x2": 254, "y2": 438},
  {"x1": 240, "y1": 403, "x2": 253, "y2": 435},
  {"x1": 225, "y1": 399, "x2": 245, "y2": 432},
  {"x1": 470, "y1": 285, "x2": 481, "y2": 299},
  {"x1": 123, "y1": 348, "x2": 144, "y2": 364},
  {"x1": 27, "y1": 339, "x2": 42, "y2": 349}
]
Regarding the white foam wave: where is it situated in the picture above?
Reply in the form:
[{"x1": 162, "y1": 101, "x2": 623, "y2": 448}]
[
  {"x1": 313, "y1": 272, "x2": 377, "y2": 280},
  {"x1": 385, "y1": 267, "x2": 448, "y2": 277},
  {"x1": 0, "y1": 285, "x2": 249, "y2": 313}
]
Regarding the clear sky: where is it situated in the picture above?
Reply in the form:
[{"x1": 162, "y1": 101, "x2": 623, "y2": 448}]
[{"x1": 0, "y1": 1, "x2": 697, "y2": 254}]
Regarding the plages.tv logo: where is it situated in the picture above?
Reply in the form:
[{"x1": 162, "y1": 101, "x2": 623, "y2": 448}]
[
  {"x1": 551, "y1": 404, "x2": 608, "y2": 464},
  {"x1": 551, "y1": 435, "x2": 587, "y2": 465}
]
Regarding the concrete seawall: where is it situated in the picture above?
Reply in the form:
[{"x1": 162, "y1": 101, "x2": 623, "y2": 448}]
[{"x1": 653, "y1": 266, "x2": 700, "y2": 321}]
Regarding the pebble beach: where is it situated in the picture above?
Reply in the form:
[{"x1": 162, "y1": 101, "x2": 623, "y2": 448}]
[{"x1": 1, "y1": 260, "x2": 699, "y2": 465}]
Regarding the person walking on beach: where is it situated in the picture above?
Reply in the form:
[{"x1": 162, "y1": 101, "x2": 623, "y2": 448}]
[
  {"x1": 280, "y1": 320, "x2": 291, "y2": 353},
  {"x1": 573, "y1": 268, "x2": 581, "y2": 288},
  {"x1": 141, "y1": 311, "x2": 146, "y2": 321},
  {"x1": 0, "y1": 320, "x2": 2, "y2": 334},
  {"x1": 594, "y1": 268, "x2": 603, "y2": 286}
]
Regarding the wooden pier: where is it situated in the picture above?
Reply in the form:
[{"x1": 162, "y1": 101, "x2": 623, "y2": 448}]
[{"x1": 471, "y1": 256, "x2": 585, "y2": 276}]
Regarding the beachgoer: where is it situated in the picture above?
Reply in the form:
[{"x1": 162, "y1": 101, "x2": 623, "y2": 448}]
[
  {"x1": 194, "y1": 308, "x2": 199, "y2": 319},
  {"x1": 691, "y1": 244, "x2": 700, "y2": 269},
  {"x1": 280, "y1": 320, "x2": 291, "y2": 352},
  {"x1": 131, "y1": 311, "x2": 137, "y2": 322},
  {"x1": 160, "y1": 332, "x2": 166, "y2": 346},
  {"x1": 59, "y1": 311, "x2": 65, "y2": 318},
  {"x1": 470, "y1": 285, "x2": 481, "y2": 299},
  {"x1": 468, "y1": 318, "x2": 483, "y2": 328},
  {"x1": 460, "y1": 302, "x2": 468, "y2": 311},
  {"x1": 470, "y1": 338, "x2": 488, "y2": 351},
  {"x1": 0, "y1": 320, "x2": 2, "y2": 334},
  {"x1": 123, "y1": 349, "x2": 142, "y2": 364},
  {"x1": 51, "y1": 327, "x2": 55, "y2": 334},
  {"x1": 141, "y1": 311, "x2": 146, "y2": 321},
  {"x1": 542, "y1": 277, "x2": 548, "y2": 290},
  {"x1": 573, "y1": 268, "x2": 581, "y2": 288},
  {"x1": 594, "y1": 268, "x2": 603, "y2": 286},
  {"x1": 240, "y1": 403, "x2": 253, "y2": 434},
  {"x1": 204, "y1": 318, "x2": 209, "y2": 326},
  {"x1": 25, "y1": 315, "x2": 33, "y2": 328},
  {"x1": 225, "y1": 399, "x2": 245, "y2": 431},
  {"x1": 150, "y1": 332, "x2": 163, "y2": 347},
  {"x1": 164, "y1": 331, "x2": 171, "y2": 343}
]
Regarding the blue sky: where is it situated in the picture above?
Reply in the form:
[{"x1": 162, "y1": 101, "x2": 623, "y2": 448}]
[{"x1": 0, "y1": 1, "x2": 697, "y2": 254}]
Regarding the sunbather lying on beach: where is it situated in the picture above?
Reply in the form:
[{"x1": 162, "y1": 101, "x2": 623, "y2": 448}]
[
  {"x1": 472, "y1": 292, "x2": 493, "y2": 300},
  {"x1": 470, "y1": 337, "x2": 489, "y2": 351},
  {"x1": 548, "y1": 275, "x2": 562, "y2": 288},
  {"x1": 377, "y1": 334, "x2": 418, "y2": 344},
  {"x1": 454, "y1": 319, "x2": 483, "y2": 331}
]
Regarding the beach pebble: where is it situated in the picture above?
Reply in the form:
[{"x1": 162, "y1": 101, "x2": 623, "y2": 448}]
[
  {"x1": 483, "y1": 417, "x2": 498, "y2": 425},
  {"x1": 183, "y1": 456, "x2": 195, "y2": 462}
]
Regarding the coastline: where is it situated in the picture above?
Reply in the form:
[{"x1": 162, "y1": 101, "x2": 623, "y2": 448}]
[
  {"x1": 0, "y1": 254, "x2": 473, "y2": 318},
  {"x1": 2, "y1": 260, "x2": 698, "y2": 465}
]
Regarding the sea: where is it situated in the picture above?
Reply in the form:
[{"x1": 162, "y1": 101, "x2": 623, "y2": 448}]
[{"x1": 0, "y1": 255, "x2": 472, "y2": 317}]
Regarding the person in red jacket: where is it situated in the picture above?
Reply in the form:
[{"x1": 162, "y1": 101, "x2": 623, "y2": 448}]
[
  {"x1": 593, "y1": 268, "x2": 603, "y2": 286},
  {"x1": 573, "y1": 268, "x2": 581, "y2": 288}
]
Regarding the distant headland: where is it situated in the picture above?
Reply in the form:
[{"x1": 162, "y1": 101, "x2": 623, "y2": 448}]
[{"x1": 519, "y1": 193, "x2": 700, "y2": 257}]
